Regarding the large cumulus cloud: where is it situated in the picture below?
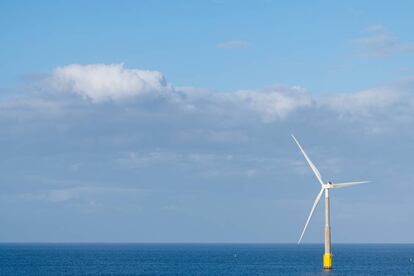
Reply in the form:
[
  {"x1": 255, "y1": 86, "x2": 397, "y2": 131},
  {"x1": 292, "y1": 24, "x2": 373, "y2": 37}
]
[
  {"x1": 49, "y1": 64, "x2": 169, "y2": 102},
  {"x1": 43, "y1": 63, "x2": 314, "y2": 122}
]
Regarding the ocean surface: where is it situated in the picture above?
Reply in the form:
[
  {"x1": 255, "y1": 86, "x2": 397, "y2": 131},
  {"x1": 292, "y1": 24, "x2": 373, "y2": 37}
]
[{"x1": 0, "y1": 243, "x2": 413, "y2": 275}]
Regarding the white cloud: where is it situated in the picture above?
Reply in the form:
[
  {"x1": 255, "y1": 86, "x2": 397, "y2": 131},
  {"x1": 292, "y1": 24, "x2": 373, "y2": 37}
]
[
  {"x1": 356, "y1": 33, "x2": 396, "y2": 57},
  {"x1": 326, "y1": 89, "x2": 400, "y2": 116},
  {"x1": 13, "y1": 63, "x2": 414, "y2": 124},
  {"x1": 19, "y1": 186, "x2": 144, "y2": 203},
  {"x1": 174, "y1": 86, "x2": 312, "y2": 122},
  {"x1": 217, "y1": 40, "x2": 250, "y2": 49},
  {"x1": 355, "y1": 25, "x2": 414, "y2": 57},
  {"x1": 363, "y1": 25, "x2": 386, "y2": 33},
  {"x1": 4, "y1": 63, "x2": 414, "y2": 243},
  {"x1": 234, "y1": 86, "x2": 312, "y2": 121},
  {"x1": 49, "y1": 64, "x2": 169, "y2": 102}
]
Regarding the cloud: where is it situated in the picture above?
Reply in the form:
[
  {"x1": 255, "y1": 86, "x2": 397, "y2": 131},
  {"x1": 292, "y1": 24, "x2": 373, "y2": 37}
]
[
  {"x1": 10, "y1": 63, "x2": 414, "y2": 125},
  {"x1": 318, "y1": 82, "x2": 414, "y2": 135},
  {"x1": 363, "y1": 25, "x2": 386, "y2": 33},
  {"x1": 355, "y1": 25, "x2": 414, "y2": 57},
  {"x1": 171, "y1": 86, "x2": 312, "y2": 122},
  {"x1": 5, "y1": 63, "x2": 414, "y2": 134},
  {"x1": 234, "y1": 86, "x2": 312, "y2": 121},
  {"x1": 325, "y1": 88, "x2": 401, "y2": 116},
  {"x1": 49, "y1": 64, "x2": 169, "y2": 102},
  {"x1": 356, "y1": 33, "x2": 396, "y2": 57},
  {"x1": 4, "y1": 64, "x2": 414, "y2": 242},
  {"x1": 19, "y1": 186, "x2": 144, "y2": 204},
  {"x1": 43, "y1": 64, "x2": 312, "y2": 122},
  {"x1": 217, "y1": 40, "x2": 250, "y2": 49}
]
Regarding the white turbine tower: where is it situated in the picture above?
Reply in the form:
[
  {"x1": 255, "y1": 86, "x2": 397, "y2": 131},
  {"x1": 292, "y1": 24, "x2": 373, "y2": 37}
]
[{"x1": 292, "y1": 135, "x2": 369, "y2": 270}]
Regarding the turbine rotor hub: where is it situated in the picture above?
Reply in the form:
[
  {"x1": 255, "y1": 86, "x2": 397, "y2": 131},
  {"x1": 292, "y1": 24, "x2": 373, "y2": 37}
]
[{"x1": 323, "y1": 181, "x2": 334, "y2": 189}]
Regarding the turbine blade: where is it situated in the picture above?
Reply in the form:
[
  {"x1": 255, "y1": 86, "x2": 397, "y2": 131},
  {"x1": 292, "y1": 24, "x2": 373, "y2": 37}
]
[
  {"x1": 291, "y1": 135, "x2": 324, "y2": 185},
  {"x1": 298, "y1": 188, "x2": 324, "y2": 243},
  {"x1": 332, "y1": 181, "x2": 370, "y2": 189}
]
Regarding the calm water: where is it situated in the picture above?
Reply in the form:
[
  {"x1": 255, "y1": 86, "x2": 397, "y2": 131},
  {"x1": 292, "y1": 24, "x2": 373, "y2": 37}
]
[{"x1": 0, "y1": 243, "x2": 413, "y2": 275}]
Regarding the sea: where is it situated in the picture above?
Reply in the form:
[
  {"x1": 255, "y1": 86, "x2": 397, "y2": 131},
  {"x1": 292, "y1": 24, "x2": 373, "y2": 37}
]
[{"x1": 0, "y1": 243, "x2": 413, "y2": 275}]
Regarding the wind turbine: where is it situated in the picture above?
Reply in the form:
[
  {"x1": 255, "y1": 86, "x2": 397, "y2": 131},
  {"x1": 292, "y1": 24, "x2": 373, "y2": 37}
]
[{"x1": 292, "y1": 135, "x2": 369, "y2": 270}]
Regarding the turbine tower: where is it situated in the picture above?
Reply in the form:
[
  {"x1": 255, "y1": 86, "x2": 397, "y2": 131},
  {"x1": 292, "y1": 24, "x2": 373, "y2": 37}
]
[{"x1": 292, "y1": 135, "x2": 369, "y2": 270}]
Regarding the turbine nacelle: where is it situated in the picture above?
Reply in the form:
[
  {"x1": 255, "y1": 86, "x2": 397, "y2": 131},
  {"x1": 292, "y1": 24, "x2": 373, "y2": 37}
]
[{"x1": 322, "y1": 182, "x2": 334, "y2": 189}]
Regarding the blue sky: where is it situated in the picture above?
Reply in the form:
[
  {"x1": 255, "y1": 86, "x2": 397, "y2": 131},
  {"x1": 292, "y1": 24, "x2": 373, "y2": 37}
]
[
  {"x1": 0, "y1": 0, "x2": 414, "y2": 242},
  {"x1": 2, "y1": 0, "x2": 414, "y2": 92}
]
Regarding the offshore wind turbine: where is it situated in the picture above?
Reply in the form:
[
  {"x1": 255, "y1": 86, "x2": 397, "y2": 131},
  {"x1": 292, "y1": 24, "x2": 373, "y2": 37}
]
[{"x1": 291, "y1": 135, "x2": 369, "y2": 270}]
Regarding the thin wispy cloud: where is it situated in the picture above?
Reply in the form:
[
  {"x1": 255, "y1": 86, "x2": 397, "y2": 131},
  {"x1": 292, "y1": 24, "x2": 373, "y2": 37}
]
[
  {"x1": 324, "y1": 88, "x2": 401, "y2": 116},
  {"x1": 217, "y1": 40, "x2": 251, "y2": 49},
  {"x1": 20, "y1": 186, "x2": 144, "y2": 204},
  {"x1": 355, "y1": 25, "x2": 414, "y2": 58}
]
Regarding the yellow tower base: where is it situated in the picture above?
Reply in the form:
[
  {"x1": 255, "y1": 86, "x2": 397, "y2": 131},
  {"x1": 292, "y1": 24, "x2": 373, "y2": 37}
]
[{"x1": 323, "y1": 253, "x2": 332, "y2": 269}]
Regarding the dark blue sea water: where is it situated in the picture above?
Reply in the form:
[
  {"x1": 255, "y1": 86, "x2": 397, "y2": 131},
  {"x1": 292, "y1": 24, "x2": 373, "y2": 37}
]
[{"x1": 0, "y1": 243, "x2": 413, "y2": 275}]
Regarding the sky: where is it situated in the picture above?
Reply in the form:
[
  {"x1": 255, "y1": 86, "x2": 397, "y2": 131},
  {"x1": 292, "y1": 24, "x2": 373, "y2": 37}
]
[{"x1": 0, "y1": 0, "x2": 414, "y2": 243}]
